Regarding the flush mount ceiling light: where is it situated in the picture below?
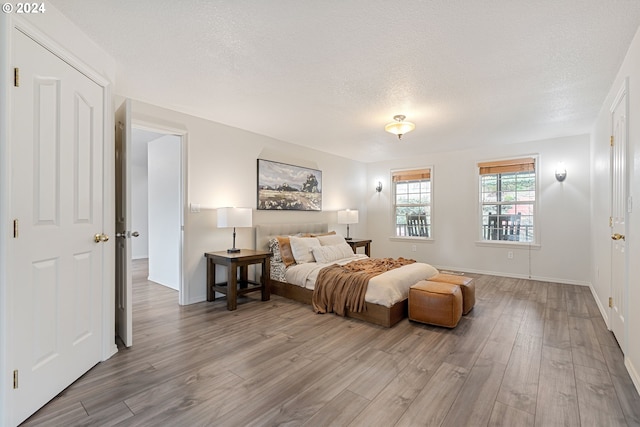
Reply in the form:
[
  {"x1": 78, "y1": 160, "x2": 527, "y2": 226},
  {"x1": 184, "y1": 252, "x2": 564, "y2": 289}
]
[{"x1": 384, "y1": 115, "x2": 415, "y2": 140}]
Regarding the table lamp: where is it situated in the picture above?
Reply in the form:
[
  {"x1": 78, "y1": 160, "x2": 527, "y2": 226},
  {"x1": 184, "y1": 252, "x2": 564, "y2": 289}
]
[
  {"x1": 217, "y1": 207, "x2": 252, "y2": 253},
  {"x1": 337, "y1": 209, "x2": 359, "y2": 240}
]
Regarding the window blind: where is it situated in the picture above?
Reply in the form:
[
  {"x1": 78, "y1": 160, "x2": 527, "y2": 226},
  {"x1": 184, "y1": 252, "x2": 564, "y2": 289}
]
[
  {"x1": 478, "y1": 158, "x2": 535, "y2": 175},
  {"x1": 392, "y1": 168, "x2": 431, "y2": 182}
]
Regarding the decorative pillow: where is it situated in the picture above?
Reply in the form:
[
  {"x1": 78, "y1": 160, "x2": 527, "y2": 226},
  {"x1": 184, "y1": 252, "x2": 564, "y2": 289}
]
[
  {"x1": 316, "y1": 233, "x2": 346, "y2": 246},
  {"x1": 276, "y1": 236, "x2": 296, "y2": 267},
  {"x1": 311, "y1": 242, "x2": 355, "y2": 263},
  {"x1": 289, "y1": 236, "x2": 321, "y2": 264},
  {"x1": 270, "y1": 260, "x2": 287, "y2": 282},
  {"x1": 310, "y1": 231, "x2": 337, "y2": 237},
  {"x1": 267, "y1": 237, "x2": 282, "y2": 263}
]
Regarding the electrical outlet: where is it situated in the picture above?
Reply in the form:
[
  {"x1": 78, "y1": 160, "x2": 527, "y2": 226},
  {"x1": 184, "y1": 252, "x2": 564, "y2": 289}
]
[
  {"x1": 190, "y1": 203, "x2": 201, "y2": 213},
  {"x1": 507, "y1": 251, "x2": 514, "y2": 259},
  {"x1": 412, "y1": 245, "x2": 417, "y2": 252}
]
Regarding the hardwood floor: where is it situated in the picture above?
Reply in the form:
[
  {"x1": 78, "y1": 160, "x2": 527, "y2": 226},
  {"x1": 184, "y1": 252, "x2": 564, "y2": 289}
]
[{"x1": 21, "y1": 261, "x2": 640, "y2": 426}]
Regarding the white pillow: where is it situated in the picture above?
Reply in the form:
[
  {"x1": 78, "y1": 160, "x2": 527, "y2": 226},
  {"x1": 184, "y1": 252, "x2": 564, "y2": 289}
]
[
  {"x1": 317, "y1": 233, "x2": 346, "y2": 246},
  {"x1": 311, "y1": 242, "x2": 355, "y2": 263},
  {"x1": 289, "y1": 236, "x2": 321, "y2": 264}
]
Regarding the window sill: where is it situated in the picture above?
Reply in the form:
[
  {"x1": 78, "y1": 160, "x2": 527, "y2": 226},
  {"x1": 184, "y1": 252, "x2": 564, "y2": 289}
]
[
  {"x1": 475, "y1": 240, "x2": 541, "y2": 250},
  {"x1": 389, "y1": 236, "x2": 434, "y2": 243}
]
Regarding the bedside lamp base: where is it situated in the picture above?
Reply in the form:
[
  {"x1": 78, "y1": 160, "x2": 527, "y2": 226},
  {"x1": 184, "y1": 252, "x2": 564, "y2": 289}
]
[{"x1": 227, "y1": 227, "x2": 241, "y2": 253}]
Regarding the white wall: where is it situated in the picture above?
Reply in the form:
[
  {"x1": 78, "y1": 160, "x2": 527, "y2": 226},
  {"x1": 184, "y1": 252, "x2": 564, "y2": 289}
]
[
  {"x1": 148, "y1": 135, "x2": 182, "y2": 290},
  {"x1": 366, "y1": 134, "x2": 591, "y2": 285},
  {"x1": 131, "y1": 131, "x2": 149, "y2": 259},
  {"x1": 591, "y1": 26, "x2": 640, "y2": 392},
  {"x1": 129, "y1": 99, "x2": 367, "y2": 304}
]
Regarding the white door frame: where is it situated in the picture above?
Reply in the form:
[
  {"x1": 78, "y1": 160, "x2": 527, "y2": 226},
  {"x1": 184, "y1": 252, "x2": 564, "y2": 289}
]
[
  {"x1": 0, "y1": 16, "x2": 115, "y2": 425},
  {"x1": 131, "y1": 118, "x2": 188, "y2": 305},
  {"x1": 609, "y1": 78, "x2": 629, "y2": 352},
  {"x1": 0, "y1": 13, "x2": 12, "y2": 427}
]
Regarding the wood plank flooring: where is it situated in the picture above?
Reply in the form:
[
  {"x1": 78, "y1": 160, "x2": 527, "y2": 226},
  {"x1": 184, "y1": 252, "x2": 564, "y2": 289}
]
[{"x1": 21, "y1": 261, "x2": 640, "y2": 426}]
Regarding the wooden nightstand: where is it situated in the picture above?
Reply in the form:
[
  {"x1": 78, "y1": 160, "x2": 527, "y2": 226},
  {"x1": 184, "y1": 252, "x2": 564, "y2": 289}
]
[
  {"x1": 204, "y1": 249, "x2": 271, "y2": 310},
  {"x1": 346, "y1": 238, "x2": 372, "y2": 256}
]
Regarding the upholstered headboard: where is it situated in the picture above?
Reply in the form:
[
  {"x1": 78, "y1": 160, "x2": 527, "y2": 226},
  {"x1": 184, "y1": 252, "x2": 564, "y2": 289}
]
[{"x1": 255, "y1": 223, "x2": 329, "y2": 251}]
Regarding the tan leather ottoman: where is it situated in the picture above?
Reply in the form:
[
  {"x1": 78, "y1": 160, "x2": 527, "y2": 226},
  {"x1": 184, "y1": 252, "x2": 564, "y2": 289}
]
[
  {"x1": 430, "y1": 273, "x2": 475, "y2": 314},
  {"x1": 409, "y1": 281, "x2": 462, "y2": 328}
]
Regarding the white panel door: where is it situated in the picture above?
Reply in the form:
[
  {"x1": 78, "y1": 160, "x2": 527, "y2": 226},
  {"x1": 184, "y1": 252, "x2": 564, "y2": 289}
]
[
  {"x1": 115, "y1": 99, "x2": 133, "y2": 347},
  {"x1": 9, "y1": 28, "x2": 105, "y2": 425},
  {"x1": 610, "y1": 82, "x2": 628, "y2": 351}
]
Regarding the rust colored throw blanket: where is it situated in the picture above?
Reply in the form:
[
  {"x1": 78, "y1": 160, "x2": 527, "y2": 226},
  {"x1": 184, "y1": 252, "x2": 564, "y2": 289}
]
[{"x1": 312, "y1": 257, "x2": 416, "y2": 316}]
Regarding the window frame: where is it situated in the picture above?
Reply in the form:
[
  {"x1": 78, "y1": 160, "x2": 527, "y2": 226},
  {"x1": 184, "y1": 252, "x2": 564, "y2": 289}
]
[
  {"x1": 477, "y1": 156, "x2": 539, "y2": 245},
  {"x1": 390, "y1": 166, "x2": 434, "y2": 240}
]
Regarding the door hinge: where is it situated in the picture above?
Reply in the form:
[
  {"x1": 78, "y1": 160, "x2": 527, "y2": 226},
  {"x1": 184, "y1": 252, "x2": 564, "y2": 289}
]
[
  {"x1": 13, "y1": 219, "x2": 18, "y2": 238},
  {"x1": 13, "y1": 370, "x2": 18, "y2": 389},
  {"x1": 609, "y1": 297, "x2": 613, "y2": 308},
  {"x1": 13, "y1": 67, "x2": 19, "y2": 87},
  {"x1": 610, "y1": 135, "x2": 614, "y2": 146}
]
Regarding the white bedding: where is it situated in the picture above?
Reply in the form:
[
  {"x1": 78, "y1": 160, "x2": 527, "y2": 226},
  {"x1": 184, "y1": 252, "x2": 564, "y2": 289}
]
[{"x1": 284, "y1": 255, "x2": 439, "y2": 307}]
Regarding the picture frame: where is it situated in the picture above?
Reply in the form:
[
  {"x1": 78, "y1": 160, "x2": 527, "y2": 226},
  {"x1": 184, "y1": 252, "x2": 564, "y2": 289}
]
[{"x1": 257, "y1": 159, "x2": 322, "y2": 211}]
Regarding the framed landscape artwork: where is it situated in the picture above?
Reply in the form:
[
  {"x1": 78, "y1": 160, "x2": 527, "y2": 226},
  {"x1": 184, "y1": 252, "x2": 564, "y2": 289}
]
[{"x1": 257, "y1": 159, "x2": 322, "y2": 211}]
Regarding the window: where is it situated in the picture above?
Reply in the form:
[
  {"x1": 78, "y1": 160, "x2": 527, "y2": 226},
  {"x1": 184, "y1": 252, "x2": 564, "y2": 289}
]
[
  {"x1": 393, "y1": 168, "x2": 431, "y2": 238},
  {"x1": 479, "y1": 157, "x2": 536, "y2": 242}
]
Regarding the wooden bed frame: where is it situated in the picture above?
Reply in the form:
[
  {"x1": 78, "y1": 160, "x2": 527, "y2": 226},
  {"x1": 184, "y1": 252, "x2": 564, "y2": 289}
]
[{"x1": 255, "y1": 223, "x2": 408, "y2": 327}]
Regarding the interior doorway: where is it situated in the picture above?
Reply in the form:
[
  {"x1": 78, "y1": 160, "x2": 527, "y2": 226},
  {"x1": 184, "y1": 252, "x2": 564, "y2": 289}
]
[{"x1": 131, "y1": 127, "x2": 183, "y2": 294}]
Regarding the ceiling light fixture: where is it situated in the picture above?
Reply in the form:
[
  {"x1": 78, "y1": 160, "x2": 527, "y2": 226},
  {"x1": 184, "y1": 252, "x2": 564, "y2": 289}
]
[{"x1": 385, "y1": 115, "x2": 415, "y2": 139}]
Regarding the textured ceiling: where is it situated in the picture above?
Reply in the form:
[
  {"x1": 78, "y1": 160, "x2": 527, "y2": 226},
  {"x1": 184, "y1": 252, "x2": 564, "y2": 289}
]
[{"x1": 50, "y1": 0, "x2": 640, "y2": 163}]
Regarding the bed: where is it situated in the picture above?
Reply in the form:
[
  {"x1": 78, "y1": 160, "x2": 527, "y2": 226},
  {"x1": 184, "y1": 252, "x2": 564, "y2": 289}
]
[{"x1": 255, "y1": 223, "x2": 438, "y2": 327}]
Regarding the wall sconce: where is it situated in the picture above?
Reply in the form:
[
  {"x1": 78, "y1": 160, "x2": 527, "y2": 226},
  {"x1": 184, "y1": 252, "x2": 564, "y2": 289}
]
[
  {"x1": 555, "y1": 163, "x2": 567, "y2": 182},
  {"x1": 337, "y1": 209, "x2": 359, "y2": 240},
  {"x1": 375, "y1": 181, "x2": 383, "y2": 193}
]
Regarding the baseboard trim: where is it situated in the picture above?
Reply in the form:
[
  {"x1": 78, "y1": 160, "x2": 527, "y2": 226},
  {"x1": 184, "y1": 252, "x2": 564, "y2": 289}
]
[
  {"x1": 625, "y1": 357, "x2": 640, "y2": 396},
  {"x1": 433, "y1": 265, "x2": 590, "y2": 286},
  {"x1": 186, "y1": 294, "x2": 206, "y2": 305},
  {"x1": 589, "y1": 283, "x2": 610, "y2": 328},
  {"x1": 147, "y1": 276, "x2": 179, "y2": 291},
  {"x1": 103, "y1": 343, "x2": 118, "y2": 361}
]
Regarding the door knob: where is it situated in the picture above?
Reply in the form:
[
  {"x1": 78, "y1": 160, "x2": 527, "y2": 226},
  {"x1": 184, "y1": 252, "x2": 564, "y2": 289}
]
[
  {"x1": 611, "y1": 233, "x2": 625, "y2": 241},
  {"x1": 94, "y1": 233, "x2": 109, "y2": 243},
  {"x1": 116, "y1": 231, "x2": 140, "y2": 238}
]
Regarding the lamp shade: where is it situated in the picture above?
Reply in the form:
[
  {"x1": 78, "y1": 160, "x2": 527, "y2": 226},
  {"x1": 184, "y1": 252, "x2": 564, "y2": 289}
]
[
  {"x1": 337, "y1": 209, "x2": 359, "y2": 224},
  {"x1": 217, "y1": 207, "x2": 252, "y2": 228}
]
